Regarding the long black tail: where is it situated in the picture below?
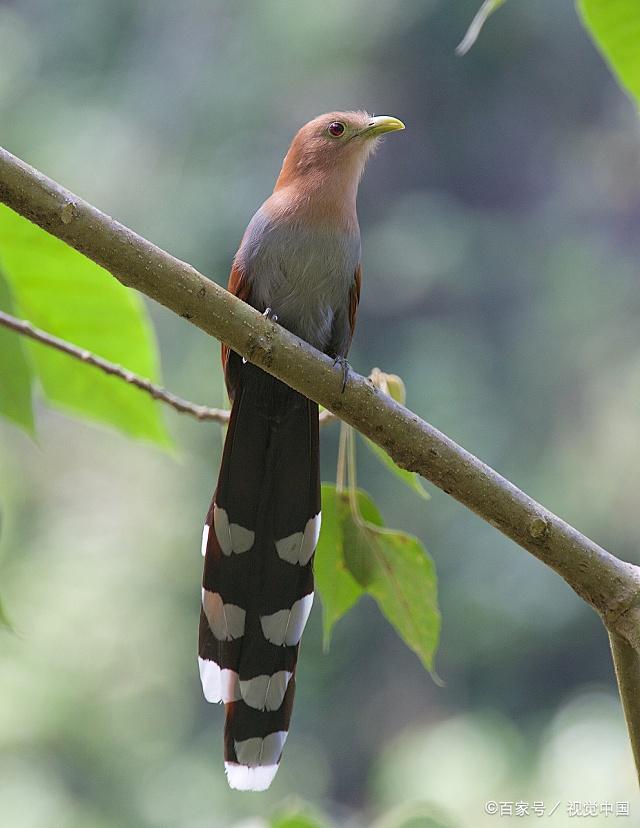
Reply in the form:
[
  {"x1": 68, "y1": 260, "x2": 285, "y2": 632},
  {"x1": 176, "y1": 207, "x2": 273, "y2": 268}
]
[{"x1": 199, "y1": 363, "x2": 320, "y2": 791}]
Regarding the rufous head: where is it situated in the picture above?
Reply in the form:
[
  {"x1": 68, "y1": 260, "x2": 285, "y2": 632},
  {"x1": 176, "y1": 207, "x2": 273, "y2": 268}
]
[{"x1": 274, "y1": 110, "x2": 405, "y2": 200}]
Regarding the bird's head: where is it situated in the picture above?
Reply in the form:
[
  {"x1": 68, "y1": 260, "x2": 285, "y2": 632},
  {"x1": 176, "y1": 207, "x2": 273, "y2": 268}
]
[{"x1": 274, "y1": 111, "x2": 405, "y2": 206}]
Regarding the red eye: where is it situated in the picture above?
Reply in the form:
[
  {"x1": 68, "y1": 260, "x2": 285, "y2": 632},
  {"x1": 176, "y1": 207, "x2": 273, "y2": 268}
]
[{"x1": 328, "y1": 121, "x2": 345, "y2": 137}]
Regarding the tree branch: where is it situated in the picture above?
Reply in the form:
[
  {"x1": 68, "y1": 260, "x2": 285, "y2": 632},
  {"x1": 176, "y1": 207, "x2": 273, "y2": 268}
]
[
  {"x1": 0, "y1": 308, "x2": 338, "y2": 426},
  {"x1": 609, "y1": 630, "x2": 640, "y2": 777},
  {"x1": 1, "y1": 144, "x2": 640, "y2": 780},
  {"x1": 0, "y1": 308, "x2": 230, "y2": 422}
]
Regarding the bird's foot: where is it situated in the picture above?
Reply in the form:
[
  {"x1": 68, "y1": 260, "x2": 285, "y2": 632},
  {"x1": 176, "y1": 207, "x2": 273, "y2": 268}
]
[{"x1": 333, "y1": 355, "x2": 350, "y2": 393}]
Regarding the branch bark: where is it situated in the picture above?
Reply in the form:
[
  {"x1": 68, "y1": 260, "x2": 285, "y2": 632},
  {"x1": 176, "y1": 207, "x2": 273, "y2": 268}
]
[{"x1": 1, "y1": 144, "x2": 640, "y2": 781}]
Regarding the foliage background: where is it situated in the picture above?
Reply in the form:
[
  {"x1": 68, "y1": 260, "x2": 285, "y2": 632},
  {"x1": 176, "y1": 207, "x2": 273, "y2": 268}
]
[{"x1": 1, "y1": 0, "x2": 639, "y2": 825}]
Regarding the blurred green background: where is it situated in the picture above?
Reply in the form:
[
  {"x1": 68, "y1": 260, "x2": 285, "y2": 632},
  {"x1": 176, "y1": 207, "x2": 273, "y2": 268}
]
[{"x1": 1, "y1": 0, "x2": 639, "y2": 825}]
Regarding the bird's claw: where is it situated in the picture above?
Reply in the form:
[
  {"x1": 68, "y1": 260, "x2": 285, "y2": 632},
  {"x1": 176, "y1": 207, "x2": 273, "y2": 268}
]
[{"x1": 333, "y1": 355, "x2": 350, "y2": 393}]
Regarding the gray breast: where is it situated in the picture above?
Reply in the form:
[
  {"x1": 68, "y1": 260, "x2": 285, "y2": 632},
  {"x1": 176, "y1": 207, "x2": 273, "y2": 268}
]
[{"x1": 239, "y1": 208, "x2": 361, "y2": 353}]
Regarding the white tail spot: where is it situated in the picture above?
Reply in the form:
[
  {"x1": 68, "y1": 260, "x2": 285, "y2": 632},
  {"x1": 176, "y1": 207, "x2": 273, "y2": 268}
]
[
  {"x1": 234, "y1": 730, "x2": 287, "y2": 767},
  {"x1": 214, "y1": 505, "x2": 254, "y2": 556},
  {"x1": 239, "y1": 671, "x2": 292, "y2": 711},
  {"x1": 202, "y1": 589, "x2": 246, "y2": 640},
  {"x1": 275, "y1": 512, "x2": 321, "y2": 565},
  {"x1": 260, "y1": 592, "x2": 314, "y2": 646},
  {"x1": 198, "y1": 657, "x2": 240, "y2": 703}
]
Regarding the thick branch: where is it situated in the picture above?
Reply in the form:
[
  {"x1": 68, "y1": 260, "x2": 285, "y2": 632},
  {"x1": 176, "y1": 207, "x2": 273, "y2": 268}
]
[{"x1": 1, "y1": 145, "x2": 639, "y2": 634}]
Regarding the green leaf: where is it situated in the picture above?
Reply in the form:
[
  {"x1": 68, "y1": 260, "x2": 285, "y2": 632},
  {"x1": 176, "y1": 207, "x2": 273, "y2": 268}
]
[
  {"x1": 339, "y1": 488, "x2": 440, "y2": 673},
  {"x1": 456, "y1": 0, "x2": 508, "y2": 56},
  {"x1": 315, "y1": 483, "x2": 364, "y2": 649},
  {"x1": 0, "y1": 593, "x2": 14, "y2": 633},
  {"x1": 364, "y1": 437, "x2": 430, "y2": 500},
  {"x1": 0, "y1": 205, "x2": 170, "y2": 445},
  {"x1": 271, "y1": 813, "x2": 326, "y2": 828},
  {"x1": 317, "y1": 483, "x2": 440, "y2": 670},
  {"x1": 578, "y1": 0, "x2": 640, "y2": 105},
  {"x1": 0, "y1": 269, "x2": 35, "y2": 435}
]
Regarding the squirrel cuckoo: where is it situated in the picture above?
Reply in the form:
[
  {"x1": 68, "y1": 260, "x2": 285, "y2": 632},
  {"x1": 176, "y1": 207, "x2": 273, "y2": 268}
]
[{"x1": 198, "y1": 111, "x2": 404, "y2": 791}]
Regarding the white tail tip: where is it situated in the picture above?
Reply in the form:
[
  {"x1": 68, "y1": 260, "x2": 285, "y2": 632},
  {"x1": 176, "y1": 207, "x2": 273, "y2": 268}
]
[{"x1": 224, "y1": 762, "x2": 279, "y2": 791}]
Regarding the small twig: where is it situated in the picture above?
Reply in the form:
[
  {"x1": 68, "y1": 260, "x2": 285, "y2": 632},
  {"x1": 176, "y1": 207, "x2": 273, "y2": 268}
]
[
  {"x1": 0, "y1": 309, "x2": 343, "y2": 425},
  {"x1": 456, "y1": 0, "x2": 506, "y2": 56},
  {"x1": 0, "y1": 309, "x2": 229, "y2": 422}
]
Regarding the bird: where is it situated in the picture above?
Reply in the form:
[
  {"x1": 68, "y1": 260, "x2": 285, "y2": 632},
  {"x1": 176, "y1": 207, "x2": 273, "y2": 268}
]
[{"x1": 198, "y1": 110, "x2": 405, "y2": 791}]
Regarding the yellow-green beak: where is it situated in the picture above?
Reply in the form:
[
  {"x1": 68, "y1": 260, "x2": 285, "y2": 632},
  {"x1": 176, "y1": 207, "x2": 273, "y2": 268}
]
[{"x1": 362, "y1": 115, "x2": 405, "y2": 137}]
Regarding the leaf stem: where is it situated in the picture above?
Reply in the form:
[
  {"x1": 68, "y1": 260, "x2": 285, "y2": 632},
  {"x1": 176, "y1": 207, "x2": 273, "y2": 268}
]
[
  {"x1": 346, "y1": 424, "x2": 365, "y2": 527},
  {"x1": 336, "y1": 421, "x2": 348, "y2": 492}
]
